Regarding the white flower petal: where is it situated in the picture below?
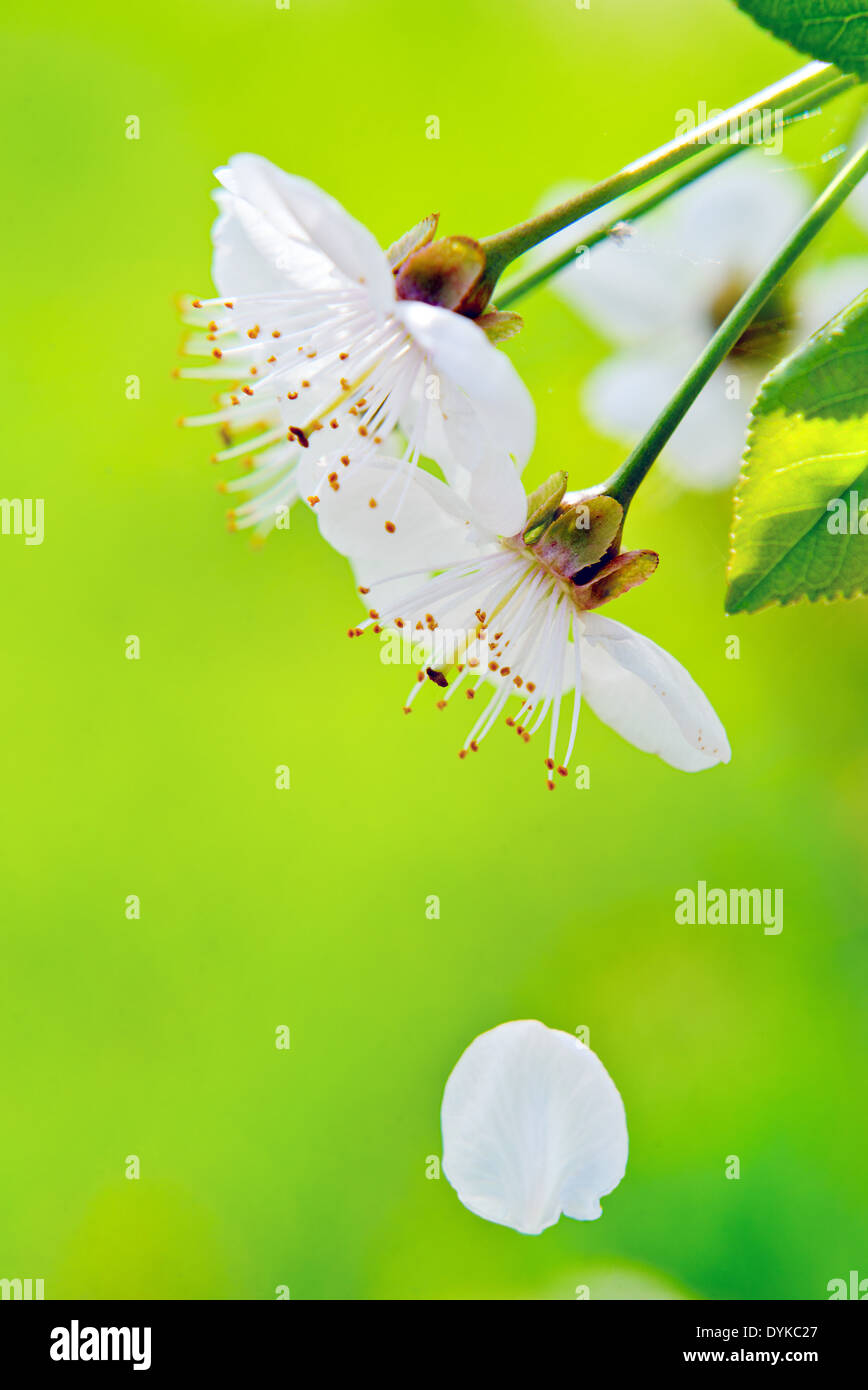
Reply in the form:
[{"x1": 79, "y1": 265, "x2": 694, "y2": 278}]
[
  {"x1": 850, "y1": 172, "x2": 868, "y2": 233},
  {"x1": 674, "y1": 157, "x2": 810, "y2": 282},
  {"x1": 439, "y1": 419, "x2": 528, "y2": 533},
  {"x1": 212, "y1": 179, "x2": 343, "y2": 298},
  {"x1": 656, "y1": 366, "x2": 764, "y2": 491},
  {"x1": 211, "y1": 188, "x2": 298, "y2": 296},
  {"x1": 551, "y1": 157, "x2": 810, "y2": 345},
  {"x1": 441, "y1": 1020, "x2": 628, "y2": 1235},
  {"x1": 214, "y1": 153, "x2": 395, "y2": 308},
  {"x1": 583, "y1": 345, "x2": 756, "y2": 490},
  {"x1": 395, "y1": 300, "x2": 535, "y2": 523},
  {"x1": 395, "y1": 302, "x2": 534, "y2": 463},
  {"x1": 794, "y1": 257, "x2": 868, "y2": 340},
  {"x1": 580, "y1": 613, "x2": 730, "y2": 771},
  {"x1": 312, "y1": 460, "x2": 486, "y2": 589},
  {"x1": 582, "y1": 344, "x2": 690, "y2": 443},
  {"x1": 554, "y1": 214, "x2": 704, "y2": 342},
  {"x1": 848, "y1": 116, "x2": 868, "y2": 231}
]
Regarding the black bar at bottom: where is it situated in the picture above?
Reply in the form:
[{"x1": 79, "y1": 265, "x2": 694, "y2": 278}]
[{"x1": 0, "y1": 1298, "x2": 865, "y2": 1374}]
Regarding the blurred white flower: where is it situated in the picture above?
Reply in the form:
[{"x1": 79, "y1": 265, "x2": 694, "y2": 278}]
[
  {"x1": 547, "y1": 157, "x2": 868, "y2": 489},
  {"x1": 441, "y1": 1020, "x2": 628, "y2": 1235},
  {"x1": 178, "y1": 154, "x2": 534, "y2": 537},
  {"x1": 848, "y1": 114, "x2": 868, "y2": 232},
  {"x1": 323, "y1": 460, "x2": 730, "y2": 784}
]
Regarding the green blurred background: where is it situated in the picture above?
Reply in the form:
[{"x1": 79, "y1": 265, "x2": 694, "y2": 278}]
[{"x1": 1, "y1": 0, "x2": 866, "y2": 1300}]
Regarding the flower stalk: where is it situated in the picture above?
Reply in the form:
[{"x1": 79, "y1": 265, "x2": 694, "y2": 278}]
[
  {"x1": 602, "y1": 137, "x2": 868, "y2": 512},
  {"x1": 497, "y1": 68, "x2": 857, "y2": 308},
  {"x1": 475, "y1": 61, "x2": 849, "y2": 300}
]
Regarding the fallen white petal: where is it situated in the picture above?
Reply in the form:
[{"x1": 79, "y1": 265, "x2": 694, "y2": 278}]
[{"x1": 441, "y1": 1020, "x2": 628, "y2": 1235}]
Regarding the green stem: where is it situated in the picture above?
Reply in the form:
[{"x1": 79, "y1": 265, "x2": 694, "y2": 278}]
[
  {"x1": 603, "y1": 137, "x2": 868, "y2": 512},
  {"x1": 497, "y1": 70, "x2": 856, "y2": 308},
  {"x1": 478, "y1": 60, "x2": 842, "y2": 289}
]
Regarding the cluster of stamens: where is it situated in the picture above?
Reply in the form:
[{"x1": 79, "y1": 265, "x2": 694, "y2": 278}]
[
  {"x1": 177, "y1": 289, "x2": 436, "y2": 538},
  {"x1": 349, "y1": 544, "x2": 583, "y2": 789}
]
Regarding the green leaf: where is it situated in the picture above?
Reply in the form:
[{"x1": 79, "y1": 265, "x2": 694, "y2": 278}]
[
  {"x1": 726, "y1": 289, "x2": 868, "y2": 614},
  {"x1": 732, "y1": 0, "x2": 868, "y2": 79}
]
